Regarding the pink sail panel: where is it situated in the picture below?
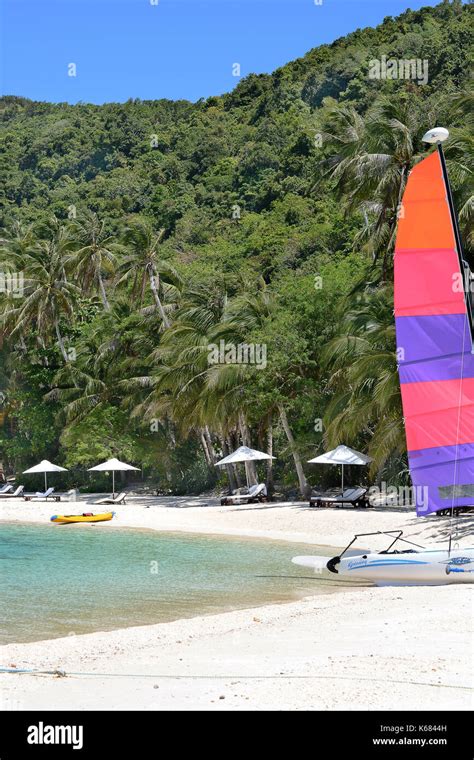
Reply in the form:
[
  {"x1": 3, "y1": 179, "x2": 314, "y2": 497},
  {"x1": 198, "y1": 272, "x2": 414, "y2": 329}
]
[
  {"x1": 402, "y1": 377, "x2": 474, "y2": 451},
  {"x1": 394, "y1": 150, "x2": 474, "y2": 515},
  {"x1": 395, "y1": 248, "x2": 465, "y2": 316}
]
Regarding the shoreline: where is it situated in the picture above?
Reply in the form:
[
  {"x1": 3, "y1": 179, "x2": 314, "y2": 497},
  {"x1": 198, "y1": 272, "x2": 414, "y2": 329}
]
[
  {"x1": 1, "y1": 495, "x2": 472, "y2": 548},
  {"x1": 1, "y1": 516, "x2": 345, "y2": 550},
  {"x1": 1, "y1": 498, "x2": 473, "y2": 710}
]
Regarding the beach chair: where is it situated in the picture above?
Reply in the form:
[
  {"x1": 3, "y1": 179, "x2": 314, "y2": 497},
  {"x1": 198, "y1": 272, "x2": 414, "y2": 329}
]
[
  {"x1": 93, "y1": 492, "x2": 127, "y2": 506},
  {"x1": 437, "y1": 506, "x2": 474, "y2": 517},
  {"x1": 0, "y1": 484, "x2": 13, "y2": 494},
  {"x1": 309, "y1": 487, "x2": 343, "y2": 508},
  {"x1": 221, "y1": 483, "x2": 267, "y2": 506},
  {"x1": 36, "y1": 487, "x2": 56, "y2": 500},
  {"x1": 24, "y1": 487, "x2": 60, "y2": 502},
  {"x1": 221, "y1": 486, "x2": 246, "y2": 505},
  {"x1": 314, "y1": 487, "x2": 369, "y2": 509},
  {"x1": 0, "y1": 485, "x2": 24, "y2": 498}
]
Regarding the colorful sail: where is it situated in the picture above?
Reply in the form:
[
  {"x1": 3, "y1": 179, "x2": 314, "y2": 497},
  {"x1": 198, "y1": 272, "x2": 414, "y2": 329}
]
[{"x1": 395, "y1": 149, "x2": 474, "y2": 515}]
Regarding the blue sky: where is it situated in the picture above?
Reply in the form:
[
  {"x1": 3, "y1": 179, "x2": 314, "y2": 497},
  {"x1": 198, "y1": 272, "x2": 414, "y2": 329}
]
[{"x1": 1, "y1": 0, "x2": 442, "y2": 104}]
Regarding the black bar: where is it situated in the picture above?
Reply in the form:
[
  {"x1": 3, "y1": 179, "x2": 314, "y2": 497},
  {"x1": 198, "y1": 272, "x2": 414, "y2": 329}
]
[{"x1": 0, "y1": 710, "x2": 471, "y2": 757}]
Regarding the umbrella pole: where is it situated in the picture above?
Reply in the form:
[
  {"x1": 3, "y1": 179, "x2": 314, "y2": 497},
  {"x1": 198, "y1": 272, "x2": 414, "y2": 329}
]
[
  {"x1": 341, "y1": 464, "x2": 344, "y2": 493},
  {"x1": 45, "y1": 472, "x2": 47, "y2": 493},
  {"x1": 112, "y1": 471, "x2": 115, "y2": 499}
]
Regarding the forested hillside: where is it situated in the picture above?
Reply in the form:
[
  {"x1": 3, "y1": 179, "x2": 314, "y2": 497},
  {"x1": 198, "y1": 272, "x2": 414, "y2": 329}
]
[{"x1": 0, "y1": 0, "x2": 472, "y2": 494}]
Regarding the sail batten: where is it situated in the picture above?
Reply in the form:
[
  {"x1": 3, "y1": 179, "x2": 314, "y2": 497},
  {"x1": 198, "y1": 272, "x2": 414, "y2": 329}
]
[{"x1": 395, "y1": 149, "x2": 474, "y2": 515}]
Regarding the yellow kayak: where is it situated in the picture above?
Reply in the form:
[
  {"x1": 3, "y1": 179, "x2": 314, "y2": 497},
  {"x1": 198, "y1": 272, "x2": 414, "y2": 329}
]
[{"x1": 50, "y1": 511, "x2": 115, "y2": 524}]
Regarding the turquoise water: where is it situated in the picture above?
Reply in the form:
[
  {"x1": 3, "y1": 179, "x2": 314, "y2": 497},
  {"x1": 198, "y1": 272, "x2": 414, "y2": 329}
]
[{"x1": 0, "y1": 522, "x2": 338, "y2": 644}]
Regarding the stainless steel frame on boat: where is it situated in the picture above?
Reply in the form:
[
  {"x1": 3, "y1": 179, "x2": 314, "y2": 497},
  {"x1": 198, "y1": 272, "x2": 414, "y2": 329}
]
[{"x1": 326, "y1": 531, "x2": 425, "y2": 574}]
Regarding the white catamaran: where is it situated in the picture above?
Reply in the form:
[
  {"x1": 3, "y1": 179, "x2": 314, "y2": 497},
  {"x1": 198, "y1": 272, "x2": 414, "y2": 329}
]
[{"x1": 293, "y1": 127, "x2": 474, "y2": 586}]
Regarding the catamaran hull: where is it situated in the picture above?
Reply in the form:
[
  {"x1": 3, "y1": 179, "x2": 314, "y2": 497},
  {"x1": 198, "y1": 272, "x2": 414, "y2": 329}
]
[{"x1": 292, "y1": 548, "x2": 474, "y2": 586}]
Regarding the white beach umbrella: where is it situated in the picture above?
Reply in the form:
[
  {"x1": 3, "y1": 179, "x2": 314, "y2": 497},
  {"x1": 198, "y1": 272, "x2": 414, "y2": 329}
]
[
  {"x1": 215, "y1": 446, "x2": 275, "y2": 466},
  {"x1": 88, "y1": 457, "x2": 140, "y2": 498},
  {"x1": 23, "y1": 459, "x2": 68, "y2": 492},
  {"x1": 308, "y1": 445, "x2": 372, "y2": 492},
  {"x1": 215, "y1": 445, "x2": 275, "y2": 487}
]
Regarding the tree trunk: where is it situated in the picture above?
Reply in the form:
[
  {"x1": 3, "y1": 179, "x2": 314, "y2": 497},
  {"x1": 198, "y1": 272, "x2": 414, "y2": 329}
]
[
  {"x1": 238, "y1": 412, "x2": 257, "y2": 486},
  {"x1": 200, "y1": 431, "x2": 212, "y2": 468},
  {"x1": 98, "y1": 272, "x2": 111, "y2": 311},
  {"x1": 203, "y1": 426, "x2": 217, "y2": 464},
  {"x1": 168, "y1": 424, "x2": 176, "y2": 447},
  {"x1": 220, "y1": 437, "x2": 237, "y2": 493},
  {"x1": 277, "y1": 403, "x2": 308, "y2": 498},
  {"x1": 37, "y1": 335, "x2": 49, "y2": 367},
  {"x1": 227, "y1": 435, "x2": 242, "y2": 489},
  {"x1": 266, "y1": 412, "x2": 274, "y2": 497},
  {"x1": 383, "y1": 164, "x2": 408, "y2": 280},
  {"x1": 148, "y1": 266, "x2": 170, "y2": 328},
  {"x1": 54, "y1": 320, "x2": 69, "y2": 363}
]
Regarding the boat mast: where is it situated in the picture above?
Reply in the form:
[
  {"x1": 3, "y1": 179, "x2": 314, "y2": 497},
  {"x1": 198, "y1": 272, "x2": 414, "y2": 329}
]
[
  {"x1": 423, "y1": 128, "x2": 474, "y2": 335},
  {"x1": 422, "y1": 128, "x2": 471, "y2": 554}
]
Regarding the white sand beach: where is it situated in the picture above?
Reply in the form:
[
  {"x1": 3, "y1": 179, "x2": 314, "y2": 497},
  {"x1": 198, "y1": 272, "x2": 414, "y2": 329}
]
[{"x1": 0, "y1": 497, "x2": 473, "y2": 711}]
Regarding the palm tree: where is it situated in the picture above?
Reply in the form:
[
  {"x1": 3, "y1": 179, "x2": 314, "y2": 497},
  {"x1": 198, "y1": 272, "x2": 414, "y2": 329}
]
[
  {"x1": 317, "y1": 97, "x2": 428, "y2": 277},
  {"x1": 0, "y1": 227, "x2": 79, "y2": 363},
  {"x1": 49, "y1": 295, "x2": 158, "y2": 414},
  {"x1": 118, "y1": 218, "x2": 181, "y2": 329},
  {"x1": 0, "y1": 221, "x2": 36, "y2": 354},
  {"x1": 160, "y1": 281, "x2": 309, "y2": 495},
  {"x1": 204, "y1": 285, "x2": 309, "y2": 493},
  {"x1": 0, "y1": 220, "x2": 36, "y2": 259},
  {"x1": 66, "y1": 211, "x2": 118, "y2": 310},
  {"x1": 117, "y1": 285, "x2": 255, "y2": 486},
  {"x1": 322, "y1": 282, "x2": 404, "y2": 477}
]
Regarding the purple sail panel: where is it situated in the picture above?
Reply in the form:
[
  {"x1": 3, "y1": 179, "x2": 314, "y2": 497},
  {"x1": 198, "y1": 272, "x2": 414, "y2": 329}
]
[
  {"x1": 397, "y1": 313, "x2": 474, "y2": 383},
  {"x1": 397, "y1": 313, "x2": 473, "y2": 369},
  {"x1": 409, "y1": 443, "x2": 474, "y2": 514}
]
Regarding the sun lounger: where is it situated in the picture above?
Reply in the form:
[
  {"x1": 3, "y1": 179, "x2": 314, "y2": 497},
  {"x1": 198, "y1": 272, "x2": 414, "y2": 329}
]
[
  {"x1": 221, "y1": 486, "x2": 248, "y2": 505},
  {"x1": 24, "y1": 487, "x2": 60, "y2": 502},
  {"x1": 221, "y1": 486, "x2": 249, "y2": 504},
  {"x1": 313, "y1": 487, "x2": 369, "y2": 509},
  {"x1": 92, "y1": 492, "x2": 126, "y2": 505},
  {"x1": 309, "y1": 487, "x2": 343, "y2": 508},
  {"x1": 437, "y1": 506, "x2": 474, "y2": 517},
  {"x1": 0, "y1": 484, "x2": 13, "y2": 494},
  {"x1": 221, "y1": 483, "x2": 267, "y2": 506},
  {"x1": 0, "y1": 485, "x2": 24, "y2": 498}
]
